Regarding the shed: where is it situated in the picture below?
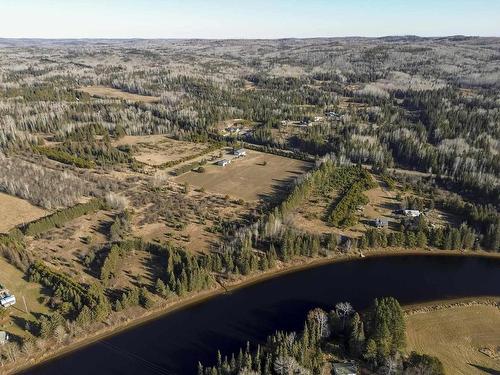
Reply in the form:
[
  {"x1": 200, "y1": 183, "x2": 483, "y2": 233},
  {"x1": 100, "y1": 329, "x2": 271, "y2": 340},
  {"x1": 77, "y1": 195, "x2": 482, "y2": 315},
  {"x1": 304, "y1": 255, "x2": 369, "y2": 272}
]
[
  {"x1": 217, "y1": 159, "x2": 231, "y2": 167},
  {"x1": 0, "y1": 331, "x2": 9, "y2": 346},
  {"x1": 0, "y1": 295, "x2": 16, "y2": 308},
  {"x1": 233, "y1": 148, "x2": 246, "y2": 157},
  {"x1": 374, "y1": 217, "x2": 389, "y2": 228},
  {"x1": 332, "y1": 362, "x2": 358, "y2": 375}
]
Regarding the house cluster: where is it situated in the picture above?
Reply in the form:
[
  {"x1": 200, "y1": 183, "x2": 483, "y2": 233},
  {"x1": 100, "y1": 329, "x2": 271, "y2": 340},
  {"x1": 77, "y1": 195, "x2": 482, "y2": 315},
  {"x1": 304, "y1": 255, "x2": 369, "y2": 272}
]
[
  {"x1": 0, "y1": 286, "x2": 16, "y2": 308},
  {"x1": 217, "y1": 148, "x2": 246, "y2": 167},
  {"x1": 325, "y1": 110, "x2": 342, "y2": 120},
  {"x1": 372, "y1": 210, "x2": 422, "y2": 229},
  {"x1": 222, "y1": 125, "x2": 251, "y2": 137}
]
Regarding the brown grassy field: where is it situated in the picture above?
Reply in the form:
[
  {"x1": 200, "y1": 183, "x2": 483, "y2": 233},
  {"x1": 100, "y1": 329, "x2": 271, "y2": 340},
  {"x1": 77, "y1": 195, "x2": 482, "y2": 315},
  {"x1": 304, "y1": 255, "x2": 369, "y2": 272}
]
[
  {"x1": 0, "y1": 192, "x2": 48, "y2": 233},
  {"x1": 406, "y1": 305, "x2": 500, "y2": 375},
  {"x1": 175, "y1": 150, "x2": 311, "y2": 201},
  {"x1": 289, "y1": 175, "x2": 399, "y2": 238},
  {"x1": 289, "y1": 174, "x2": 455, "y2": 239},
  {"x1": 78, "y1": 86, "x2": 160, "y2": 103},
  {"x1": 113, "y1": 135, "x2": 212, "y2": 166},
  {"x1": 129, "y1": 184, "x2": 251, "y2": 253},
  {"x1": 0, "y1": 257, "x2": 49, "y2": 337},
  {"x1": 27, "y1": 211, "x2": 113, "y2": 285}
]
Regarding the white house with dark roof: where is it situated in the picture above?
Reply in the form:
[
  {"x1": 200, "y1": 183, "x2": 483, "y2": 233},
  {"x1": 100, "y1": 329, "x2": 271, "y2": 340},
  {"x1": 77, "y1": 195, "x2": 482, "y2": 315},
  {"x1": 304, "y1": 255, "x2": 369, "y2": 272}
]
[{"x1": 403, "y1": 209, "x2": 421, "y2": 217}]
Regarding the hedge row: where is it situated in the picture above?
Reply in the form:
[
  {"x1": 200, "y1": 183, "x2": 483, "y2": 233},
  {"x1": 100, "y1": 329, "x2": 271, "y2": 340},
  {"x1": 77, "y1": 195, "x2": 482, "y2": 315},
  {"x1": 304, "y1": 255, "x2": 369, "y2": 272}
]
[
  {"x1": 34, "y1": 146, "x2": 95, "y2": 169},
  {"x1": 23, "y1": 198, "x2": 107, "y2": 237},
  {"x1": 241, "y1": 142, "x2": 315, "y2": 162}
]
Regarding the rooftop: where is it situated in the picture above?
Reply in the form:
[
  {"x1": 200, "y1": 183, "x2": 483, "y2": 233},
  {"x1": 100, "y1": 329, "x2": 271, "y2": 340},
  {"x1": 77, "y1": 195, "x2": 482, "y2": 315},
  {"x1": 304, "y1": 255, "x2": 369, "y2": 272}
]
[{"x1": 332, "y1": 362, "x2": 357, "y2": 375}]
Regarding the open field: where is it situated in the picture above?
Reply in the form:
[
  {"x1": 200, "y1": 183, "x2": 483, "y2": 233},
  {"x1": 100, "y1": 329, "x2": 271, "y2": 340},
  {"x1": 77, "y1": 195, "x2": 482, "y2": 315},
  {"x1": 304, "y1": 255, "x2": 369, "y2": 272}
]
[
  {"x1": 0, "y1": 192, "x2": 48, "y2": 233},
  {"x1": 112, "y1": 135, "x2": 212, "y2": 166},
  {"x1": 175, "y1": 150, "x2": 311, "y2": 201},
  {"x1": 289, "y1": 175, "x2": 399, "y2": 238},
  {"x1": 27, "y1": 210, "x2": 113, "y2": 285},
  {"x1": 129, "y1": 184, "x2": 251, "y2": 253},
  {"x1": 289, "y1": 174, "x2": 455, "y2": 239},
  {"x1": 0, "y1": 257, "x2": 49, "y2": 337},
  {"x1": 406, "y1": 305, "x2": 500, "y2": 375},
  {"x1": 78, "y1": 85, "x2": 160, "y2": 103}
]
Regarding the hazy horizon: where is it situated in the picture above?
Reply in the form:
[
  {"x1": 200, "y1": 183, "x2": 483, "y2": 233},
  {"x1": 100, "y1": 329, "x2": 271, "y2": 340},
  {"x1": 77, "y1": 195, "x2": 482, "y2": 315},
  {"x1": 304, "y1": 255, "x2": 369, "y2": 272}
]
[{"x1": 1, "y1": 0, "x2": 499, "y2": 39}]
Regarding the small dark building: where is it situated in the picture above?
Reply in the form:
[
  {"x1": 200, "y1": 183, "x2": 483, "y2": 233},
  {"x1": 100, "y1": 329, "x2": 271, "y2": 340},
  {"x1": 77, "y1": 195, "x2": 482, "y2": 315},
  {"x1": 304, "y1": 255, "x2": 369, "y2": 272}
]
[{"x1": 373, "y1": 217, "x2": 389, "y2": 228}]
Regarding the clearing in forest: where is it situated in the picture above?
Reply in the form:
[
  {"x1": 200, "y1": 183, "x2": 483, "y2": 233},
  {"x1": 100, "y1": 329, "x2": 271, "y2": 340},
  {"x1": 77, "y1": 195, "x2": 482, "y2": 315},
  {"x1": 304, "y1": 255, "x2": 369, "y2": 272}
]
[
  {"x1": 0, "y1": 257, "x2": 49, "y2": 337},
  {"x1": 406, "y1": 305, "x2": 500, "y2": 375},
  {"x1": 0, "y1": 192, "x2": 48, "y2": 233},
  {"x1": 175, "y1": 150, "x2": 310, "y2": 201},
  {"x1": 289, "y1": 173, "x2": 398, "y2": 238},
  {"x1": 27, "y1": 210, "x2": 113, "y2": 285},
  {"x1": 78, "y1": 85, "x2": 160, "y2": 103},
  {"x1": 113, "y1": 135, "x2": 213, "y2": 166},
  {"x1": 128, "y1": 184, "x2": 251, "y2": 253}
]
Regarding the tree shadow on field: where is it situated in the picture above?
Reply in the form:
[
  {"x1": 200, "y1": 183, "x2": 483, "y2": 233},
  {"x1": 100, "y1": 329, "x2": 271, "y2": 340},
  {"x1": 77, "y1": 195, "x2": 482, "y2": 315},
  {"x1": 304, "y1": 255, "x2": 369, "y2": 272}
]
[
  {"x1": 467, "y1": 363, "x2": 500, "y2": 375},
  {"x1": 379, "y1": 200, "x2": 400, "y2": 212},
  {"x1": 258, "y1": 174, "x2": 303, "y2": 203}
]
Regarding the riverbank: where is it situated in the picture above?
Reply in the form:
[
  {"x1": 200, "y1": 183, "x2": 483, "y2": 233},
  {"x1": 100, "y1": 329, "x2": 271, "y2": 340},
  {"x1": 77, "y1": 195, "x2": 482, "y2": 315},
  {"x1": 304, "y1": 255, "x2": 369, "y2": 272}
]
[{"x1": 7, "y1": 248, "x2": 500, "y2": 374}]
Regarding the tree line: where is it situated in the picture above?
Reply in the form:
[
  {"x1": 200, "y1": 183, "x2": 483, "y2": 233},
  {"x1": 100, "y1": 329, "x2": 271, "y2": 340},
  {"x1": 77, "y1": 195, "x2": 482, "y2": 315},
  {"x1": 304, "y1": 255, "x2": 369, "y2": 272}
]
[{"x1": 200, "y1": 297, "x2": 444, "y2": 375}]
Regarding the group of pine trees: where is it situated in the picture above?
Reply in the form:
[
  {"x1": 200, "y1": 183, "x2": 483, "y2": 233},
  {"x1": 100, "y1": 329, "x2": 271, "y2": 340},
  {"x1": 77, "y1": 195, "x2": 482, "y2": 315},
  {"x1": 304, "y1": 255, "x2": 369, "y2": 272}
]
[
  {"x1": 38, "y1": 126, "x2": 135, "y2": 168},
  {"x1": 27, "y1": 262, "x2": 96, "y2": 316},
  {"x1": 200, "y1": 297, "x2": 444, "y2": 375},
  {"x1": 99, "y1": 239, "x2": 139, "y2": 286},
  {"x1": 360, "y1": 220, "x2": 478, "y2": 251},
  {"x1": 326, "y1": 168, "x2": 375, "y2": 227}
]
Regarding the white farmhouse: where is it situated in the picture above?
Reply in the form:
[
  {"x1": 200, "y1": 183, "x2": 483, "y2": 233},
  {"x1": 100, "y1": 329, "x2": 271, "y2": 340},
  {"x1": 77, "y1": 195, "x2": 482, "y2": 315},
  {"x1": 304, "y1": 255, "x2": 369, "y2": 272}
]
[{"x1": 403, "y1": 209, "x2": 421, "y2": 217}]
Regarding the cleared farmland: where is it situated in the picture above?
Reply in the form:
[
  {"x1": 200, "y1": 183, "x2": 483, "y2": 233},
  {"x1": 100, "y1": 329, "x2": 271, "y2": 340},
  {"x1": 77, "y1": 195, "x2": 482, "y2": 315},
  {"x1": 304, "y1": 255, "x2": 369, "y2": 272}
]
[
  {"x1": 175, "y1": 150, "x2": 311, "y2": 201},
  {"x1": 406, "y1": 305, "x2": 500, "y2": 375},
  {"x1": 78, "y1": 85, "x2": 160, "y2": 103},
  {"x1": 0, "y1": 192, "x2": 48, "y2": 233},
  {"x1": 112, "y1": 135, "x2": 213, "y2": 166},
  {"x1": 0, "y1": 257, "x2": 49, "y2": 337}
]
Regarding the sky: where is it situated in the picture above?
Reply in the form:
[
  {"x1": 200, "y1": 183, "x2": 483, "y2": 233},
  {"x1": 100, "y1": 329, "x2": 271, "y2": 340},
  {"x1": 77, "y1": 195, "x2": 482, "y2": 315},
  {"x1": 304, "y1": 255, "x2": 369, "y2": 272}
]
[{"x1": 0, "y1": 0, "x2": 499, "y2": 39}]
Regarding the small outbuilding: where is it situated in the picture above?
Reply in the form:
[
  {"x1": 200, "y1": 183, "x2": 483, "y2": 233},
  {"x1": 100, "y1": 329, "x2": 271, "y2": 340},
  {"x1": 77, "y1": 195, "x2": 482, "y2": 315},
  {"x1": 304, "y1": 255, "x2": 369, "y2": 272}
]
[
  {"x1": 373, "y1": 217, "x2": 389, "y2": 228},
  {"x1": 217, "y1": 159, "x2": 231, "y2": 167},
  {"x1": 233, "y1": 148, "x2": 247, "y2": 157},
  {"x1": 0, "y1": 287, "x2": 16, "y2": 308},
  {"x1": 332, "y1": 362, "x2": 358, "y2": 375},
  {"x1": 0, "y1": 331, "x2": 9, "y2": 346},
  {"x1": 0, "y1": 295, "x2": 16, "y2": 308}
]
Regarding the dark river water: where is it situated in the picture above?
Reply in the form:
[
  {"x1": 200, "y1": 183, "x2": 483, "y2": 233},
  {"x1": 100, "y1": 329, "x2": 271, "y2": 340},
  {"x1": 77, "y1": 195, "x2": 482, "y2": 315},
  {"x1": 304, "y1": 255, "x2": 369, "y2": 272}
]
[{"x1": 22, "y1": 254, "x2": 500, "y2": 375}]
